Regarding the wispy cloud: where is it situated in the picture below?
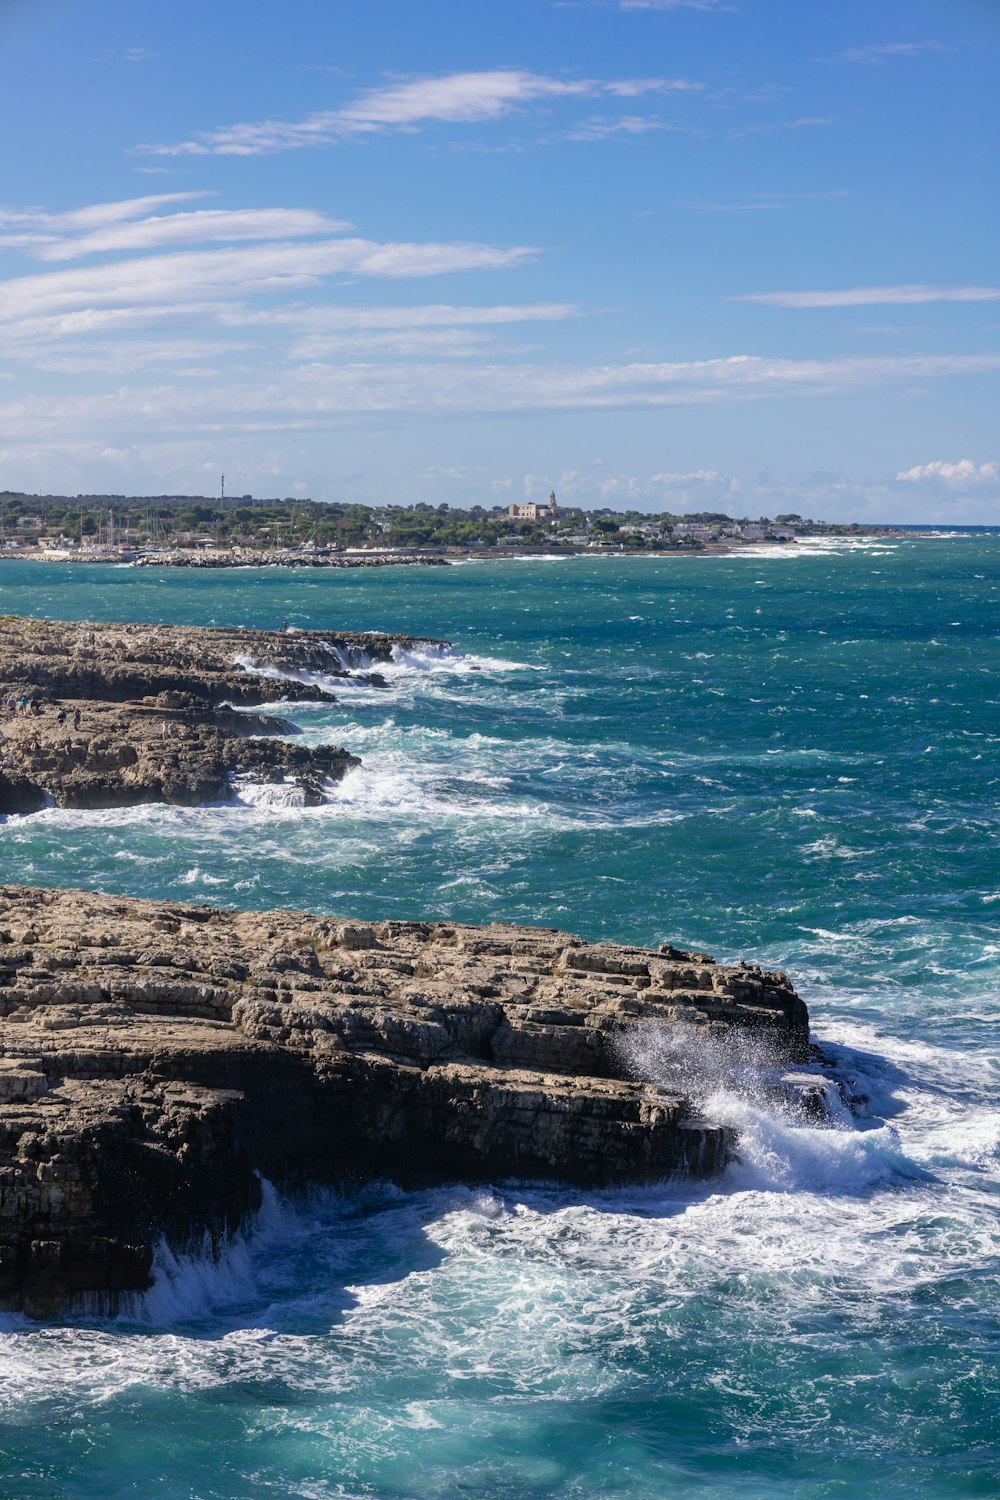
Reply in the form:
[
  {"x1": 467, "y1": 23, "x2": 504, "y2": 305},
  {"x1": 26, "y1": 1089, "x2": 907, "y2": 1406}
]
[
  {"x1": 98, "y1": 47, "x2": 156, "y2": 63},
  {"x1": 278, "y1": 302, "x2": 581, "y2": 359},
  {"x1": 736, "y1": 284, "x2": 1000, "y2": 308},
  {"x1": 0, "y1": 192, "x2": 210, "y2": 233},
  {"x1": 730, "y1": 117, "x2": 832, "y2": 139},
  {"x1": 605, "y1": 78, "x2": 700, "y2": 96},
  {"x1": 288, "y1": 328, "x2": 510, "y2": 360},
  {"x1": 0, "y1": 187, "x2": 995, "y2": 485},
  {"x1": 566, "y1": 115, "x2": 671, "y2": 140},
  {"x1": 554, "y1": 0, "x2": 735, "y2": 10},
  {"x1": 273, "y1": 303, "x2": 579, "y2": 331},
  {"x1": 0, "y1": 239, "x2": 536, "y2": 327},
  {"x1": 685, "y1": 201, "x2": 782, "y2": 213},
  {"x1": 23, "y1": 339, "x2": 237, "y2": 377},
  {"x1": 0, "y1": 206, "x2": 353, "y2": 262},
  {"x1": 534, "y1": 464, "x2": 737, "y2": 510},
  {"x1": 838, "y1": 42, "x2": 949, "y2": 63},
  {"x1": 615, "y1": 1, "x2": 736, "y2": 11},
  {"x1": 137, "y1": 69, "x2": 700, "y2": 156},
  {"x1": 1, "y1": 352, "x2": 997, "y2": 437},
  {"x1": 896, "y1": 459, "x2": 998, "y2": 487},
  {"x1": 0, "y1": 195, "x2": 559, "y2": 371},
  {"x1": 0, "y1": 300, "x2": 579, "y2": 361}
]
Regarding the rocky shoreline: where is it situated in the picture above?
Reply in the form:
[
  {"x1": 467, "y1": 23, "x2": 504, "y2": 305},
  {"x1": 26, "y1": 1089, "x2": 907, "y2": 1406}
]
[
  {"x1": 0, "y1": 616, "x2": 442, "y2": 814},
  {"x1": 131, "y1": 549, "x2": 453, "y2": 570},
  {"x1": 0, "y1": 884, "x2": 811, "y2": 1314},
  {"x1": 0, "y1": 614, "x2": 819, "y2": 1318}
]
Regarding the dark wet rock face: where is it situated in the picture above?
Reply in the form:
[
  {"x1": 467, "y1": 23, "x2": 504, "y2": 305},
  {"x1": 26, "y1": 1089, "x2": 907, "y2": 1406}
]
[
  {"x1": 0, "y1": 617, "x2": 443, "y2": 812},
  {"x1": 0, "y1": 885, "x2": 810, "y2": 1313}
]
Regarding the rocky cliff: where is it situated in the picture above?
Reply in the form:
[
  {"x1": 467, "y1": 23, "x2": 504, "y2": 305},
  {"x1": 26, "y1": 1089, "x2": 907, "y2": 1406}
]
[
  {"x1": 0, "y1": 617, "x2": 441, "y2": 812},
  {"x1": 0, "y1": 884, "x2": 810, "y2": 1313}
]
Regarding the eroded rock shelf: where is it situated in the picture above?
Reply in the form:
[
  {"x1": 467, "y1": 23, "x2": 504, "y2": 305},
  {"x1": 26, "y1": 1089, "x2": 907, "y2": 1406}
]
[
  {"x1": 0, "y1": 885, "x2": 810, "y2": 1313},
  {"x1": 0, "y1": 616, "x2": 442, "y2": 812}
]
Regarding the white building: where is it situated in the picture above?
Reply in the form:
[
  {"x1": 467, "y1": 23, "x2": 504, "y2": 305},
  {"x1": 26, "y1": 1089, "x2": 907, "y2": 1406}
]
[
  {"x1": 508, "y1": 490, "x2": 561, "y2": 522},
  {"x1": 673, "y1": 523, "x2": 720, "y2": 541}
]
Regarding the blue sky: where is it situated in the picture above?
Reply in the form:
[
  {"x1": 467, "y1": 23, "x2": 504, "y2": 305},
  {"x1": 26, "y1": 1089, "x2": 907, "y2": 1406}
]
[{"x1": 1, "y1": 0, "x2": 998, "y2": 519}]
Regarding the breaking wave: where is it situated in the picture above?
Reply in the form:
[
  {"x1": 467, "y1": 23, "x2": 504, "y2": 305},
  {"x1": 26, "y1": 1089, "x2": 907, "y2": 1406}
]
[{"x1": 232, "y1": 639, "x2": 535, "y2": 702}]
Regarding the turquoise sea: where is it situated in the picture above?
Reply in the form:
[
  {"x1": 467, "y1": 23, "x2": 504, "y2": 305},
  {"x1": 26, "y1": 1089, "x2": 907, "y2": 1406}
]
[{"x1": 0, "y1": 535, "x2": 998, "y2": 1498}]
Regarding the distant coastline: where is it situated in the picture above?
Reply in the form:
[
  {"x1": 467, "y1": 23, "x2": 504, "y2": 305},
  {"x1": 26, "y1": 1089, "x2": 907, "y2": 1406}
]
[
  {"x1": 0, "y1": 488, "x2": 918, "y2": 569},
  {"x1": 0, "y1": 528, "x2": 918, "y2": 571}
]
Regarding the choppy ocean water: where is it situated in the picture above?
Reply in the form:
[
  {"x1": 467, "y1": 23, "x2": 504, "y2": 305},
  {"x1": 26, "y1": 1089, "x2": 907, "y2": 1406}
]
[{"x1": 0, "y1": 536, "x2": 997, "y2": 1498}]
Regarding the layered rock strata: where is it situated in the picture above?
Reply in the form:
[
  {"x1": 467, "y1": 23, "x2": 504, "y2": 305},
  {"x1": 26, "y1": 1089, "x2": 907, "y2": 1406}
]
[
  {"x1": 0, "y1": 884, "x2": 810, "y2": 1312},
  {"x1": 0, "y1": 616, "x2": 442, "y2": 812}
]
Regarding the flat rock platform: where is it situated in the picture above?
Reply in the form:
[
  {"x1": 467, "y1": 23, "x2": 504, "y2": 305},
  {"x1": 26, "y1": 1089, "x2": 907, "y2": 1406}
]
[
  {"x1": 0, "y1": 616, "x2": 441, "y2": 813},
  {"x1": 0, "y1": 885, "x2": 810, "y2": 1313}
]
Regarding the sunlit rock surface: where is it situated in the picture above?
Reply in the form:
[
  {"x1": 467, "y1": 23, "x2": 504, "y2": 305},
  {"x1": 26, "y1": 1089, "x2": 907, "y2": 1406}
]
[
  {"x1": 0, "y1": 884, "x2": 810, "y2": 1312},
  {"x1": 0, "y1": 616, "x2": 442, "y2": 811}
]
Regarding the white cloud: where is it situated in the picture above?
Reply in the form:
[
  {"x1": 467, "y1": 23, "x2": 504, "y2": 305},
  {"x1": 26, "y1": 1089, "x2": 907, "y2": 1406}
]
[
  {"x1": 567, "y1": 115, "x2": 670, "y2": 140},
  {"x1": 648, "y1": 468, "x2": 727, "y2": 484},
  {"x1": 282, "y1": 303, "x2": 579, "y2": 359},
  {"x1": 0, "y1": 303, "x2": 238, "y2": 344},
  {"x1": 736, "y1": 284, "x2": 1000, "y2": 308},
  {"x1": 22, "y1": 209, "x2": 352, "y2": 263},
  {"x1": 0, "y1": 192, "x2": 210, "y2": 233},
  {"x1": 99, "y1": 47, "x2": 156, "y2": 63},
  {"x1": 281, "y1": 302, "x2": 578, "y2": 331},
  {"x1": 605, "y1": 78, "x2": 701, "y2": 96},
  {"x1": 1, "y1": 351, "x2": 997, "y2": 439},
  {"x1": 896, "y1": 459, "x2": 999, "y2": 488},
  {"x1": 0, "y1": 238, "x2": 536, "y2": 325},
  {"x1": 339, "y1": 70, "x2": 593, "y2": 125},
  {"x1": 137, "y1": 69, "x2": 698, "y2": 156},
  {"x1": 0, "y1": 191, "x2": 995, "y2": 502},
  {"x1": 0, "y1": 192, "x2": 567, "y2": 363},
  {"x1": 23, "y1": 339, "x2": 236, "y2": 376},
  {"x1": 616, "y1": 1, "x2": 735, "y2": 10},
  {"x1": 839, "y1": 42, "x2": 948, "y2": 63},
  {"x1": 289, "y1": 328, "x2": 517, "y2": 360},
  {"x1": 549, "y1": 466, "x2": 738, "y2": 509}
]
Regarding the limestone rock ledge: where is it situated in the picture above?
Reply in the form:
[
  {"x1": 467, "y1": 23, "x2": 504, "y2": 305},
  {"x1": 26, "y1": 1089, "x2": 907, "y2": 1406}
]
[
  {"x1": 0, "y1": 885, "x2": 810, "y2": 1313},
  {"x1": 0, "y1": 616, "x2": 443, "y2": 812}
]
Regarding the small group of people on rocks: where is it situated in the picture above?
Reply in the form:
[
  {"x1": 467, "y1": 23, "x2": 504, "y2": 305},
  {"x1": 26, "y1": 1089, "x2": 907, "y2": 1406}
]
[
  {"x1": 6, "y1": 694, "x2": 41, "y2": 718},
  {"x1": 3, "y1": 695, "x2": 81, "y2": 731},
  {"x1": 0, "y1": 695, "x2": 87, "y2": 772}
]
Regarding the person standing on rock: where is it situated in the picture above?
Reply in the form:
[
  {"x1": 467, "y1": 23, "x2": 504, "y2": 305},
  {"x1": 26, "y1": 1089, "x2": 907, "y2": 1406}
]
[{"x1": 73, "y1": 707, "x2": 81, "y2": 731}]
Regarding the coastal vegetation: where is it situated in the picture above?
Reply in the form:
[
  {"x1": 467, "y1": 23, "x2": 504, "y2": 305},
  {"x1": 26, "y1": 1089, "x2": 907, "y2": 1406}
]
[{"x1": 0, "y1": 490, "x2": 881, "y2": 557}]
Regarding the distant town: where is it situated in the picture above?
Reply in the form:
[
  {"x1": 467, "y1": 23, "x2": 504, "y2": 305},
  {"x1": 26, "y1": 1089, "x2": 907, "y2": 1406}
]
[{"x1": 0, "y1": 488, "x2": 898, "y2": 566}]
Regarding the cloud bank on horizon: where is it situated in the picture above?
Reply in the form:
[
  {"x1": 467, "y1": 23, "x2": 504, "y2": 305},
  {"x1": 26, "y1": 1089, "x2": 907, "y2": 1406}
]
[{"x1": 0, "y1": 0, "x2": 997, "y2": 522}]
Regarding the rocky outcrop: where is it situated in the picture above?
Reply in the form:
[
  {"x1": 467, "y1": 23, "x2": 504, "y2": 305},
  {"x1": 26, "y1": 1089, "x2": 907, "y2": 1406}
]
[
  {"x1": 0, "y1": 616, "x2": 444, "y2": 812},
  {"x1": 131, "y1": 549, "x2": 451, "y2": 569},
  {"x1": 0, "y1": 885, "x2": 810, "y2": 1313}
]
